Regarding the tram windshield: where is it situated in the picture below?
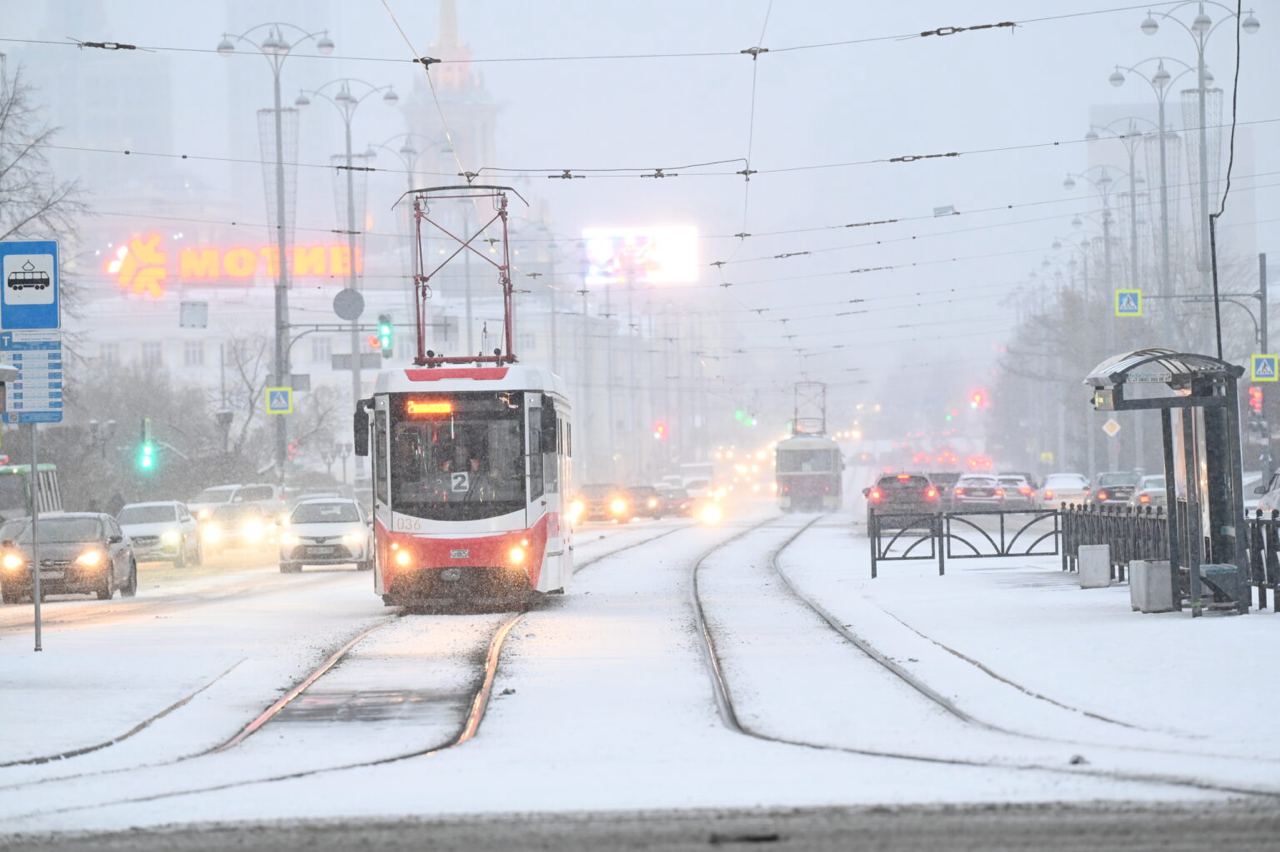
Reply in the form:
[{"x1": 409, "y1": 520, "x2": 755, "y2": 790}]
[
  {"x1": 776, "y1": 449, "x2": 835, "y2": 473},
  {"x1": 388, "y1": 392, "x2": 527, "y2": 521}
]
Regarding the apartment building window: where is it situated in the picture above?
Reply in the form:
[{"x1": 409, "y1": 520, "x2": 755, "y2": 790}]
[
  {"x1": 141, "y1": 341, "x2": 164, "y2": 368},
  {"x1": 99, "y1": 343, "x2": 119, "y2": 365},
  {"x1": 311, "y1": 336, "x2": 332, "y2": 365},
  {"x1": 184, "y1": 340, "x2": 204, "y2": 367}
]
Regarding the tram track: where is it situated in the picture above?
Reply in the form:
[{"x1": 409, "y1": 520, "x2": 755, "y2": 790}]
[
  {"x1": 691, "y1": 514, "x2": 1280, "y2": 800},
  {"x1": 1, "y1": 519, "x2": 698, "y2": 820}
]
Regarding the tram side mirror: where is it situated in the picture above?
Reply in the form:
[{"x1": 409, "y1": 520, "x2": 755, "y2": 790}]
[
  {"x1": 540, "y1": 405, "x2": 557, "y2": 453},
  {"x1": 353, "y1": 402, "x2": 370, "y2": 457}
]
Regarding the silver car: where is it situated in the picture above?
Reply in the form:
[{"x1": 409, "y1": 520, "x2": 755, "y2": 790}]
[
  {"x1": 278, "y1": 498, "x2": 373, "y2": 574},
  {"x1": 1128, "y1": 475, "x2": 1168, "y2": 510},
  {"x1": 118, "y1": 501, "x2": 201, "y2": 567}
]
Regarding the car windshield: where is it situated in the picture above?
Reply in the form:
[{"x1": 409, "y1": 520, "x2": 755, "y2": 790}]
[
  {"x1": 17, "y1": 517, "x2": 101, "y2": 543},
  {"x1": 118, "y1": 505, "x2": 176, "y2": 524},
  {"x1": 959, "y1": 477, "x2": 997, "y2": 487},
  {"x1": 0, "y1": 475, "x2": 27, "y2": 513},
  {"x1": 1141, "y1": 476, "x2": 1166, "y2": 489},
  {"x1": 193, "y1": 487, "x2": 237, "y2": 505},
  {"x1": 581, "y1": 484, "x2": 619, "y2": 499},
  {"x1": 997, "y1": 477, "x2": 1026, "y2": 486},
  {"x1": 212, "y1": 504, "x2": 266, "y2": 521},
  {"x1": 234, "y1": 486, "x2": 275, "y2": 502},
  {"x1": 291, "y1": 502, "x2": 361, "y2": 524},
  {"x1": 1098, "y1": 473, "x2": 1139, "y2": 487},
  {"x1": 1045, "y1": 475, "x2": 1086, "y2": 488},
  {"x1": 389, "y1": 392, "x2": 526, "y2": 522},
  {"x1": 878, "y1": 475, "x2": 929, "y2": 490}
]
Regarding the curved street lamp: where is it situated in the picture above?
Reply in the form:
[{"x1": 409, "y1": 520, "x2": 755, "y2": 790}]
[{"x1": 215, "y1": 22, "x2": 334, "y2": 480}]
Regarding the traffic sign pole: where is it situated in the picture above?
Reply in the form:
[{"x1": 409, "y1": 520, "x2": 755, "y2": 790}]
[{"x1": 1, "y1": 239, "x2": 61, "y2": 652}]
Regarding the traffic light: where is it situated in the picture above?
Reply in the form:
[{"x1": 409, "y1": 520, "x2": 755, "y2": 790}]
[
  {"x1": 969, "y1": 389, "x2": 987, "y2": 410},
  {"x1": 377, "y1": 314, "x2": 393, "y2": 358},
  {"x1": 652, "y1": 420, "x2": 668, "y2": 441},
  {"x1": 136, "y1": 417, "x2": 156, "y2": 473},
  {"x1": 1249, "y1": 385, "x2": 1264, "y2": 414}
]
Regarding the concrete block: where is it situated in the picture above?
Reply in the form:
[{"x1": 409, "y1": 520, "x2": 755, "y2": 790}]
[
  {"x1": 1129, "y1": 559, "x2": 1148, "y2": 610},
  {"x1": 1078, "y1": 544, "x2": 1112, "y2": 589},
  {"x1": 1131, "y1": 559, "x2": 1175, "y2": 613}
]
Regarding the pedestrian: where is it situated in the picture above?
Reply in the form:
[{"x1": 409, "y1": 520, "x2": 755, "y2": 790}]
[{"x1": 107, "y1": 491, "x2": 125, "y2": 517}]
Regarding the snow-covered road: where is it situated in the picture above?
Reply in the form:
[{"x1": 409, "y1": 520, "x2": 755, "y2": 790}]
[{"x1": 1, "y1": 507, "x2": 1275, "y2": 839}]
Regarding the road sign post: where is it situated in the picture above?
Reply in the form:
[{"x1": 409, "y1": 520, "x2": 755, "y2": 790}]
[{"x1": 0, "y1": 239, "x2": 61, "y2": 653}]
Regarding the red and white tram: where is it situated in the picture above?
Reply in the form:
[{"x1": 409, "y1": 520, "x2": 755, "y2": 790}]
[
  {"x1": 356, "y1": 364, "x2": 572, "y2": 606},
  {"x1": 353, "y1": 184, "x2": 573, "y2": 607},
  {"x1": 775, "y1": 433, "x2": 843, "y2": 512}
]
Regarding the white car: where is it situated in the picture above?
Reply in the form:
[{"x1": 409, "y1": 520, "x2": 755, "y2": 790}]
[
  {"x1": 1041, "y1": 472, "x2": 1091, "y2": 507},
  {"x1": 118, "y1": 501, "x2": 201, "y2": 567},
  {"x1": 278, "y1": 498, "x2": 372, "y2": 574},
  {"x1": 188, "y1": 484, "x2": 240, "y2": 522}
]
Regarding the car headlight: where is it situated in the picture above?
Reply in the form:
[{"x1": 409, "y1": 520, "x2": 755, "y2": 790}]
[
  {"x1": 699, "y1": 503, "x2": 724, "y2": 526},
  {"x1": 2, "y1": 551, "x2": 24, "y2": 571},
  {"x1": 566, "y1": 500, "x2": 585, "y2": 523},
  {"x1": 646, "y1": 497, "x2": 659, "y2": 509},
  {"x1": 280, "y1": 532, "x2": 299, "y2": 547},
  {"x1": 609, "y1": 497, "x2": 628, "y2": 516},
  {"x1": 197, "y1": 507, "x2": 212, "y2": 521},
  {"x1": 160, "y1": 529, "x2": 181, "y2": 546},
  {"x1": 202, "y1": 523, "x2": 223, "y2": 543},
  {"x1": 342, "y1": 531, "x2": 362, "y2": 547},
  {"x1": 75, "y1": 549, "x2": 105, "y2": 568}
]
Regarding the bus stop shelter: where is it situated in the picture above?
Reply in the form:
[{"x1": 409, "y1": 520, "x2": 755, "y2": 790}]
[{"x1": 1085, "y1": 348, "x2": 1248, "y2": 615}]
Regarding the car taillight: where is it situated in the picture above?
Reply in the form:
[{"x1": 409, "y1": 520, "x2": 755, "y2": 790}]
[
  {"x1": 1019, "y1": 486, "x2": 1032, "y2": 496},
  {"x1": 1044, "y1": 489, "x2": 1054, "y2": 500},
  {"x1": 870, "y1": 488, "x2": 883, "y2": 503},
  {"x1": 1139, "y1": 493, "x2": 1150, "y2": 504},
  {"x1": 954, "y1": 487, "x2": 965, "y2": 496},
  {"x1": 995, "y1": 488, "x2": 1005, "y2": 497},
  {"x1": 1097, "y1": 490, "x2": 1109, "y2": 501},
  {"x1": 925, "y1": 487, "x2": 938, "y2": 501}
]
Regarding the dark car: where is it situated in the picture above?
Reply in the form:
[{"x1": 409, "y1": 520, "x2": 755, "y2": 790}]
[
  {"x1": 627, "y1": 485, "x2": 664, "y2": 519},
  {"x1": 577, "y1": 484, "x2": 634, "y2": 523},
  {"x1": 0, "y1": 513, "x2": 137, "y2": 604},
  {"x1": 1091, "y1": 471, "x2": 1140, "y2": 505},
  {"x1": 863, "y1": 473, "x2": 940, "y2": 526},
  {"x1": 925, "y1": 472, "x2": 962, "y2": 509},
  {"x1": 996, "y1": 474, "x2": 1038, "y2": 510},
  {"x1": 656, "y1": 485, "x2": 693, "y2": 517}
]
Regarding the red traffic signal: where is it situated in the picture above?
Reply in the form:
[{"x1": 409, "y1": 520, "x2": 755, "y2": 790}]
[
  {"x1": 969, "y1": 389, "x2": 987, "y2": 410},
  {"x1": 1249, "y1": 385, "x2": 1264, "y2": 414},
  {"x1": 652, "y1": 420, "x2": 668, "y2": 440}
]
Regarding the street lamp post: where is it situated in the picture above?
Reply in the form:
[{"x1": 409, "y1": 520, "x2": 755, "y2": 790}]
[
  {"x1": 1138, "y1": 3, "x2": 1260, "y2": 292},
  {"x1": 295, "y1": 78, "x2": 399, "y2": 413},
  {"x1": 1086, "y1": 118, "x2": 1156, "y2": 302},
  {"x1": 217, "y1": 23, "x2": 335, "y2": 481},
  {"x1": 1065, "y1": 167, "x2": 1123, "y2": 469}
]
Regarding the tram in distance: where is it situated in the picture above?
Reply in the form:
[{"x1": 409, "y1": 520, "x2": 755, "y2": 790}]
[
  {"x1": 775, "y1": 433, "x2": 843, "y2": 512},
  {"x1": 355, "y1": 364, "x2": 571, "y2": 607}
]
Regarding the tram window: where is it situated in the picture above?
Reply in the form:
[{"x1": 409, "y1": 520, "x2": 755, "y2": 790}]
[
  {"x1": 776, "y1": 449, "x2": 834, "y2": 473},
  {"x1": 389, "y1": 392, "x2": 527, "y2": 521},
  {"x1": 374, "y1": 409, "x2": 389, "y2": 505},
  {"x1": 528, "y1": 407, "x2": 544, "y2": 501}
]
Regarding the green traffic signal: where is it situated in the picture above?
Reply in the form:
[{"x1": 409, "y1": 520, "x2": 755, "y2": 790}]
[
  {"x1": 137, "y1": 441, "x2": 156, "y2": 472},
  {"x1": 377, "y1": 314, "x2": 393, "y2": 358}
]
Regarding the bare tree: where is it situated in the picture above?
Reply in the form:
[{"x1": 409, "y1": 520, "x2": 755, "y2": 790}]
[
  {"x1": 0, "y1": 65, "x2": 84, "y2": 310},
  {"x1": 223, "y1": 334, "x2": 273, "y2": 463}
]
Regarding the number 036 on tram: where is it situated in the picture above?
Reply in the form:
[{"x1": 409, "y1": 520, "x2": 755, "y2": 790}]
[{"x1": 355, "y1": 365, "x2": 572, "y2": 606}]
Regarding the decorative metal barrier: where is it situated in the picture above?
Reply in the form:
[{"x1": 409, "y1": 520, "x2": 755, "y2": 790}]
[
  {"x1": 869, "y1": 509, "x2": 1060, "y2": 578},
  {"x1": 1245, "y1": 510, "x2": 1280, "y2": 611},
  {"x1": 1060, "y1": 504, "x2": 1169, "y2": 584}
]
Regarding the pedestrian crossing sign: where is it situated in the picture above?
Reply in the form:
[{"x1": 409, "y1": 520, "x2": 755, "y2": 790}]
[
  {"x1": 1114, "y1": 289, "x2": 1142, "y2": 317},
  {"x1": 265, "y1": 386, "x2": 294, "y2": 415},
  {"x1": 1251, "y1": 354, "x2": 1278, "y2": 383}
]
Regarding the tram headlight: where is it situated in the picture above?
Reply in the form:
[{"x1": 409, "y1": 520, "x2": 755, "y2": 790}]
[
  {"x1": 566, "y1": 500, "x2": 585, "y2": 524},
  {"x1": 394, "y1": 548, "x2": 413, "y2": 568},
  {"x1": 508, "y1": 545, "x2": 526, "y2": 566},
  {"x1": 699, "y1": 503, "x2": 724, "y2": 526}
]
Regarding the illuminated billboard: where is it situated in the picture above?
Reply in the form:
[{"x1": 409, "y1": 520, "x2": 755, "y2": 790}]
[
  {"x1": 582, "y1": 226, "x2": 698, "y2": 286},
  {"x1": 104, "y1": 233, "x2": 364, "y2": 298}
]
